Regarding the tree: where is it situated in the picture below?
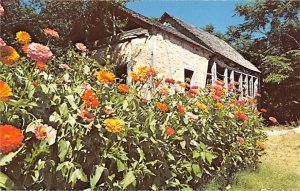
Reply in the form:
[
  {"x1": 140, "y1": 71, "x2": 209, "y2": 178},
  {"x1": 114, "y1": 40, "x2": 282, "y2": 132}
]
[{"x1": 227, "y1": 0, "x2": 300, "y2": 122}]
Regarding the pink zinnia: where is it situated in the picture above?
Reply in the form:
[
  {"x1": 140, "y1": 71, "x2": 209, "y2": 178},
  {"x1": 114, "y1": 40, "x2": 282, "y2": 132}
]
[
  {"x1": 27, "y1": 43, "x2": 53, "y2": 62},
  {"x1": 0, "y1": 38, "x2": 6, "y2": 46},
  {"x1": 75, "y1": 43, "x2": 87, "y2": 52},
  {"x1": 269, "y1": 117, "x2": 277, "y2": 123},
  {"x1": 59, "y1": 63, "x2": 72, "y2": 70},
  {"x1": 44, "y1": 28, "x2": 59, "y2": 38},
  {"x1": 255, "y1": 93, "x2": 261, "y2": 97},
  {"x1": 236, "y1": 136, "x2": 245, "y2": 143},
  {"x1": 80, "y1": 82, "x2": 91, "y2": 90},
  {"x1": 0, "y1": 4, "x2": 4, "y2": 16}
]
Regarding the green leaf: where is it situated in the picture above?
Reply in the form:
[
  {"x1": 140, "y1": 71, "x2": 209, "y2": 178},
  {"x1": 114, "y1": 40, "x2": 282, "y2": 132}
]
[
  {"x1": 0, "y1": 146, "x2": 23, "y2": 166},
  {"x1": 58, "y1": 139, "x2": 71, "y2": 162},
  {"x1": 205, "y1": 152, "x2": 213, "y2": 165},
  {"x1": 90, "y1": 165, "x2": 105, "y2": 190},
  {"x1": 192, "y1": 164, "x2": 202, "y2": 178},
  {"x1": 0, "y1": 172, "x2": 14, "y2": 189},
  {"x1": 120, "y1": 171, "x2": 136, "y2": 189},
  {"x1": 180, "y1": 141, "x2": 186, "y2": 149},
  {"x1": 117, "y1": 160, "x2": 125, "y2": 172},
  {"x1": 65, "y1": 95, "x2": 78, "y2": 110},
  {"x1": 69, "y1": 168, "x2": 88, "y2": 187},
  {"x1": 123, "y1": 100, "x2": 128, "y2": 110},
  {"x1": 59, "y1": 103, "x2": 69, "y2": 117}
]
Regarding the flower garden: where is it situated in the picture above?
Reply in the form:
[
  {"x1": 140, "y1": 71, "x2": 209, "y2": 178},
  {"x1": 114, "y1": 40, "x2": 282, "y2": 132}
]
[{"x1": 0, "y1": 28, "x2": 268, "y2": 190}]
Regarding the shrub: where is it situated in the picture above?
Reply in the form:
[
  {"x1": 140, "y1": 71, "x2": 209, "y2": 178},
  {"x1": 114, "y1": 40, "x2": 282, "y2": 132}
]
[{"x1": 0, "y1": 31, "x2": 266, "y2": 190}]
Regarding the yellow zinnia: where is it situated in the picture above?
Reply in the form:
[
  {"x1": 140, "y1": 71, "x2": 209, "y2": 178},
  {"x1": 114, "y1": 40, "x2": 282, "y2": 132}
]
[
  {"x1": 97, "y1": 69, "x2": 116, "y2": 85},
  {"x1": 0, "y1": 46, "x2": 20, "y2": 65},
  {"x1": 103, "y1": 118, "x2": 122, "y2": 133},
  {"x1": 135, "y1": 65, "x2": 149, "y2": 81},
  {"x1": 16, "y1": 31, "x2": 31, "y2": 45},
  {"x1": 195, "y1": 102, "x2": 207, "y2": 111}
]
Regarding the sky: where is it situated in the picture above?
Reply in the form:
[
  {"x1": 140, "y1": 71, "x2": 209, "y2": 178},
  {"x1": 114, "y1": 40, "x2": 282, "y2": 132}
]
[{"x1": 126, "y1": 0, "x2": 249, "y2": 34}]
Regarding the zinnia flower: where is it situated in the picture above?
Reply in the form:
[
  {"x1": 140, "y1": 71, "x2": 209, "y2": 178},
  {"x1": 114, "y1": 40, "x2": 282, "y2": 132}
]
[
  {"x1": 149, "y1": 66, "x2": 157, "y2": 77},
  {"x1": 0, "y1": 38, "x2": 6, "y2": 46},
  {"x1": 0, "y1": 80, "x2": 13, "y2": 101},
  {"x1": 135, "y1": 64, "x2": 149, "y2": 82},
  {"x1": 16, "y1": 31, "x2": 31, "y2": 45},
  {"x1": 129, "y1": 71, "x2": 139, "y2": 81},
  {"x1": 0, "y1": 46, "x2": 20, "y2": 65},
  {"x1": 165, "y1": 78, "x2": 175, "y2": 84},
  {"x1": 27, "y1": 43, "x2": 53, "y2": 62},
  {"x1": 81, "y1": 89, "x2": 99, "y2": 109},
  {"x1": 177, "y1": 105, "x2": 185, "y2": 113},
  {"x1": 196, "y1": 102, "x2": 207, "y2": 111},
  {"x1": 22, "y1": 44, "x2": 28, "y2": 53},
  {"x1": 157, "y1": 85, "x2": 169, "y2": 96},
  {"x1": 31, "y1": 81, "x2": 39, "y2": 86},
  {"x1": 269, "y1": 117, "x2": 277, "y2": 123},
  {"x1": 256, "y1": 141, "x2": 265, "y2": 150},
  {"x1": 97, "y1": 69, "x2": 116, "y2": 85},
  {"x1": 236, "y1": 110, "x2": 248, "y2": 122},
  {"x1": 80, "y1": 82, "x2": 91, "y2": 90},
  {"x1": 216, "y1": 102, "x2": 224, "y2": 110},
  {"x1": 32, "y1": 124, "x2": 57, "y2": 145},
  {"x1": 0, "y1": 4, "x2": 4, "y2": 16},
  {"x1": 35, "y1": 61, "x2": 46, "y2": 71},
  {"x1": 165, "y1": 127, "x2": 175, "y2": 136},
  {"x1": 103, "y1": 118, "x2": 122, "y2": 133},
  {"x1": 75, "y1": 43, "x2": 88, "y2": 52},
  {"x1": 255, "y1": 93, "x2": 261, "y2": 97},
  {"x1": 118, "y1": 84, "x2": 129, "y2": 93},
  {"x1": 260, "y1": 108, "x2": 267, "y2": 113},
  {"x1": 59, "y1": 64, "x2": 72, "y2": 70},
  {"x1": 0, "y1": 125, "x2": 24, "y2": 154},
  {"x1": 44, "y1": 28, "x2": 59, "y2": 38},
  {"x1": 79, "y1": 109, "x2": 95, "y2": 123},
  {"x1": 156, "y1": 102, "x2": 168, "y2": 112},
  {"x1": 236, "y1": 136, "x2": 245, "y2": 143}
]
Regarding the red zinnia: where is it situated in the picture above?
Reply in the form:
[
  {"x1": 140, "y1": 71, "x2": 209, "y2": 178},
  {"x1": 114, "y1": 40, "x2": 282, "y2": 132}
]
[
  {"x1": 260, "y1": 108, "x2": 267, "y2": 113},
  {"x1": 236, "y1": 110, "x2": 249, "y2": 122},
  {"x1": 165, "y1": 127, "x2": 175, "y2": 136},
  {"x1": 81, "y1": 89, "x2": 99, "y2": 109},
  {"x1": 0, "y1": 125, "x2": 24, "y2": 154},
  {"x1": 177, "y1": 105, "x2": 185, "y2": 113},
  {"x1": 165, "y1": 78, "x2": 175, "y2": 84}
]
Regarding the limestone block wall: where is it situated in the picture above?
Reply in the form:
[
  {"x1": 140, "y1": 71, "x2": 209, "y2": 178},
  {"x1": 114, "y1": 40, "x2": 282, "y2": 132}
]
[{"x1": 118, "y1": 30, "x2": 211, "y2": 88}]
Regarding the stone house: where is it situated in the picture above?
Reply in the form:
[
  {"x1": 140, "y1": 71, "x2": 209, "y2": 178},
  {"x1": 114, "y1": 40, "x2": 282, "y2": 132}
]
[{"x1": 90, "y1": 6, "x2": 260, "y2": 97}]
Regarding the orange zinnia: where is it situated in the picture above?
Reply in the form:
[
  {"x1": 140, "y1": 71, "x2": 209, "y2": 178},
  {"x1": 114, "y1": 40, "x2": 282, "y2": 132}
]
[
  {"x1": 35, "y1": 61, "x2": 46, "y2": 71},
  {"x1": 118, "y1": 84, "x2": 129, "y2": 93},
  {"x1": 165, "y1": 126, "x2": 175, "y2": 136},
  {"x1": 16, "y1": 31, "x2": 31, "y2": 45},
  {"x1": 236, "y1": 110, "x2": 248, "y2": 122},
  {"x1": 97, "y1": 69, "x2": 116, "y2": 85},
  {"x1": 129, "y1": 71, "x2": 139, "y2": 81},
  {"x1": 216, "y1": 102, "x2": 224, "y2": 110},
  {"x1": 0, "y1": 125, "x2": 24, "y2": 154},
  {"x1": 81, "y1": 89, "x2": 99, "y2": 109},
  {"x1": 157, "y1": 102, "x2": 168, "y2": 112},
  {"x1": 0, "y1": 80, "x2": 13, "y2": 101}
]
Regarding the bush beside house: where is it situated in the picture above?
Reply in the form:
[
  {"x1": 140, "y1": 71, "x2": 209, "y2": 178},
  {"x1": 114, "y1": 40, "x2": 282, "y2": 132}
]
[{"x1": 0, "y1": 30, "x2": 266, "y2": 190}]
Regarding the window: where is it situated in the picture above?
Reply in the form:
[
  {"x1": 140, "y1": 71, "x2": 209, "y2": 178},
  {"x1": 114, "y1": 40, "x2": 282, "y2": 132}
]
[
  {"x1": 184, "y1": 68, "x2": 194, "y2": 91},
  {"x1": 115, "y1": 64, "x2": 128, "y2": 84}
]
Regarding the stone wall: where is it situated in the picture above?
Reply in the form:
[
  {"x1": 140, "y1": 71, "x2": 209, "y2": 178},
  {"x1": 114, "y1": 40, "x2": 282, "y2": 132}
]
[{"x1": 111, "y1": 30, "x2": 211, "y2": 88}]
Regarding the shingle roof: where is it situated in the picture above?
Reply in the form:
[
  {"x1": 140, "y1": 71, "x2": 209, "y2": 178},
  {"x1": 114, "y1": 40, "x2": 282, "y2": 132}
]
[{"x1": 160, "y1": 12, "x2": 260, "y2": 73}]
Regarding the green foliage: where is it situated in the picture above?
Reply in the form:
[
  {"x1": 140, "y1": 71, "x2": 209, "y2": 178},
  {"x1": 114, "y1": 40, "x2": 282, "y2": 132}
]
[
  {"x1": 226, "y1": 0, "x2": 300, "y2": 122},
  {"x1": 0, "y1": 45, "x2": 266, "y2": 190}
]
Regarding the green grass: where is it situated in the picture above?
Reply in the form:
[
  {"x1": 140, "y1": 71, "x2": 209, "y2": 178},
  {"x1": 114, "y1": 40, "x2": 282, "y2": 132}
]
[{"x1": 230, "y1": 128, "x2": 300, "y2": 191}]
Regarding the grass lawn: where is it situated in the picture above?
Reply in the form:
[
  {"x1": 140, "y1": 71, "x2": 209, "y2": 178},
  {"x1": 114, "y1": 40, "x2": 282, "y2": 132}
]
[{"x1": 230, "y1": 127, "x2": 300, "y2": 190}]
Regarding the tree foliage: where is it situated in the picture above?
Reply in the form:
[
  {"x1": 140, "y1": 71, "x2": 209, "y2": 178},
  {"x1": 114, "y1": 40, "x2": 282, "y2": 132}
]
[{"x1": 226, "y1": 0, "x2": 300, "y2": 122}]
